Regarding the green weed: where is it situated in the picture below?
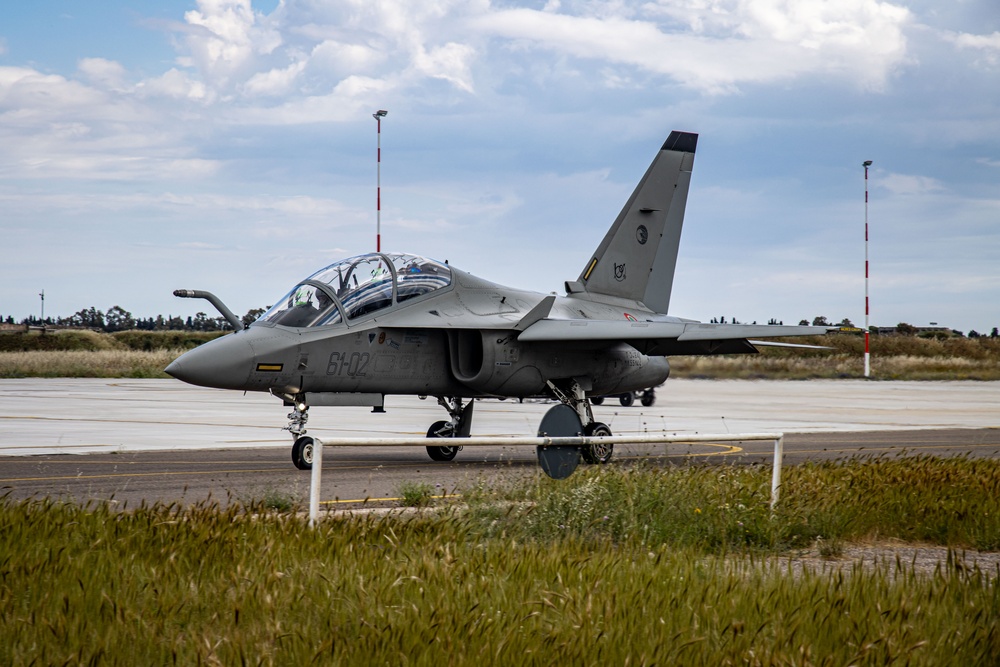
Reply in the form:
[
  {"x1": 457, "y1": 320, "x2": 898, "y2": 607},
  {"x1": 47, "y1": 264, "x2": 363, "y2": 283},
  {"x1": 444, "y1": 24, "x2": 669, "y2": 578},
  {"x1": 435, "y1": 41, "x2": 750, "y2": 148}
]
[{"x1": 396, "y1": 481, "x2": 437, "y2": 507}]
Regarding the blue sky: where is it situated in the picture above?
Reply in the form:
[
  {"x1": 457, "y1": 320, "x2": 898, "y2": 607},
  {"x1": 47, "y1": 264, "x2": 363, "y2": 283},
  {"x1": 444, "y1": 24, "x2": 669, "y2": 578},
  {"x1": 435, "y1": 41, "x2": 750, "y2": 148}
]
[{"x1": 2, "y1": 0, "x2": 998, "y2": 332}]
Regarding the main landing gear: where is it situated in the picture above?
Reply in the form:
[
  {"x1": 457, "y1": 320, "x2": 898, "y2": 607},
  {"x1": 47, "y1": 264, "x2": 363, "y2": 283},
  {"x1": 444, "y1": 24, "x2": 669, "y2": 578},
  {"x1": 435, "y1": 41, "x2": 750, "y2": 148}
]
[
  {"x1": 590, "y1": 389, "x2": 656, "y2": 407},
  {"x1": 425, "y1": 397, "x2": 473, "y2": 461},
  {"x1": 545, "y1": 381, "x2": 614, "y2": 465}
]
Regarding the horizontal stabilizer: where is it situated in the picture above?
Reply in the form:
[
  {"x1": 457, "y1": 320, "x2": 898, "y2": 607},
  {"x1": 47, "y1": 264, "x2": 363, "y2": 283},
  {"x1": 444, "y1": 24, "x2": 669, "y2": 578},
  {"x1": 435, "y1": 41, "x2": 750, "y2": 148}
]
[{"x1": 518, "y1": 318, "x2": 834, "y2": 356}]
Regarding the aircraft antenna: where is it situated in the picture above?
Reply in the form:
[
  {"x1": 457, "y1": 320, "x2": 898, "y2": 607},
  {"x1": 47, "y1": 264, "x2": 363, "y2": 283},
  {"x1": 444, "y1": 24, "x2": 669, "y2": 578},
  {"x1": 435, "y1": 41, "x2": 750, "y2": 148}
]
[
  {"x1": 373, "y1": 110, "x2": 388, "y2": 252},
  {"x1": 863, "y1": 160, "x2": 873, "y2": 378}
]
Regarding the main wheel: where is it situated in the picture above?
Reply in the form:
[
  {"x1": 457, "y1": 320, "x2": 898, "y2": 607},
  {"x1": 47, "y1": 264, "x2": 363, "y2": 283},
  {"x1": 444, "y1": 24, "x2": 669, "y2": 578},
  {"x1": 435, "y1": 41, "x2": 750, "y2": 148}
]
[
  {"x1": 291, "y1": 436, "x2": 315, "y2": 470},
  {"x1": 640, "y1": 390, "x2": 656, "y2": 407},
  {"x1": 426, "y1": 420, "x2": 460, "y2": 461},
  {"x1": 591, "y1": 396, "x2": 605, "y2": 406},
  {"x1": 581, "y1": 422, "x2": 614, "y2": 464},
  {"x1": 619, "y1": 392, "x2": 635, "y2": 407}
]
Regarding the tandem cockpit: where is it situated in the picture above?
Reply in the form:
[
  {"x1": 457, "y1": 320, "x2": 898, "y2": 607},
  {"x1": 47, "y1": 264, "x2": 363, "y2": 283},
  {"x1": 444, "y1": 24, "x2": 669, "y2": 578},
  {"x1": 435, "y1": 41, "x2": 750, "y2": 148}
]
[{"x1": 259, "y1": 253, "x2": 452, "y2": 328}]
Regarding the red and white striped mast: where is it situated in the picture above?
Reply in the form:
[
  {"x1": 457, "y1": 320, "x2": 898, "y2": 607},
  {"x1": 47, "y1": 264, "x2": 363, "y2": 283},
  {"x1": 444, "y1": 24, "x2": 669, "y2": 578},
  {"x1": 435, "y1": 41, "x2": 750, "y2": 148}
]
[
  {"x1": 373, "y1": 109, "x2": 388, "y2": 252},
  {"x1": 863, "y1": 160, "x2": 873, "y2": 378}
]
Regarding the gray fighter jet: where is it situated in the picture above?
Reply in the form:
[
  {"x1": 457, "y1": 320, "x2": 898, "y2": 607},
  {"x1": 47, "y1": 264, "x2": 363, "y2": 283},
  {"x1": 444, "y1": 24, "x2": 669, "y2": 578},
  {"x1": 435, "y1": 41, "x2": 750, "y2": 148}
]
[{"x1": 166, "y1": 131, "x2": 832, "y2": 470}]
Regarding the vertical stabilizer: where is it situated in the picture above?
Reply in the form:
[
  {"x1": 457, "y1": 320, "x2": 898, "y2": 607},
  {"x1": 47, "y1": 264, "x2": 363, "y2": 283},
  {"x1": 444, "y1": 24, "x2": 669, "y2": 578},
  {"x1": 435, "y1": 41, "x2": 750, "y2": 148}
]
[{"x1": 569, "y1": 131, "x2": 697, "y2": 314}]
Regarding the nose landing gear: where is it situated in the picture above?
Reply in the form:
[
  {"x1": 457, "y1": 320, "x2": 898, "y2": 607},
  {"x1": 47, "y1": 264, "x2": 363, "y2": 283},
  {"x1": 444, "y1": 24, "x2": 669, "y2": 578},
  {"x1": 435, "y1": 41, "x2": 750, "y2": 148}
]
[{"x1": 284, "y1": 401, "x2": 315, "y2": 470}]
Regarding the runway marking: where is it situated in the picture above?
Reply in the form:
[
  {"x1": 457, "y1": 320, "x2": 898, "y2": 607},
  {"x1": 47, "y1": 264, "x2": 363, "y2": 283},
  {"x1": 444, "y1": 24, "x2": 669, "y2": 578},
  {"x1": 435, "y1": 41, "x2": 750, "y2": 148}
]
[
  {"x1": 320, "y1": 494, "x2": 461, "y2": 506},
  {"x1": 615, "y1": 443, "x2": 745, "y2": 459}
]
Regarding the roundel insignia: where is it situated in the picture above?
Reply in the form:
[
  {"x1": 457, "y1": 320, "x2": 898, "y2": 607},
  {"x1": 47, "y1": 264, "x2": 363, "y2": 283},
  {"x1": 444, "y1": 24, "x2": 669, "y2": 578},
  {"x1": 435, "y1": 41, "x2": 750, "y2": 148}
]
[
  {"x1": 624, "y1": 313, "x2": 638, "y2": 322},
  {"x1": 636, "y1": 224, "x2": 648, "y2": 245},
  {"x1": 378, "y1": 331, "x2": 386, "y2": 344}
]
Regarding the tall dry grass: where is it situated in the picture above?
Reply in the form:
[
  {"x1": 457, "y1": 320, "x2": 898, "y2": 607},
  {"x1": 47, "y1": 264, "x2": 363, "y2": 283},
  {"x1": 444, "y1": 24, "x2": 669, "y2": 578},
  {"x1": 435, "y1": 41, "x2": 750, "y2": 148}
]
[
  {"x1": 0, "y1": 349, "x2": 184, "y2": 378},
  {"x1": 669, "y1": 353, "x2": 1000, "y2": 380}
]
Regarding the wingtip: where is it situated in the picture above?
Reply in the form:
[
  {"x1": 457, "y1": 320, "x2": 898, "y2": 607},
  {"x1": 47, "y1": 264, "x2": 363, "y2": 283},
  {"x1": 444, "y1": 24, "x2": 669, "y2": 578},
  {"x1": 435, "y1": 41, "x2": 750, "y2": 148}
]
[{"x1": 662, "y1": 131, "x2": 698, "y2": 153}]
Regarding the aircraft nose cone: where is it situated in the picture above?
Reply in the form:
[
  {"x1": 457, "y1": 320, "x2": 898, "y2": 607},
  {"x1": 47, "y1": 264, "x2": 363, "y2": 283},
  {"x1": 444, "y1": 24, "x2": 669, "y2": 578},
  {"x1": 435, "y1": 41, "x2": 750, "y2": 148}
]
[{"x1": 165, "y1": 334, "x2": 254, "y2": 390}]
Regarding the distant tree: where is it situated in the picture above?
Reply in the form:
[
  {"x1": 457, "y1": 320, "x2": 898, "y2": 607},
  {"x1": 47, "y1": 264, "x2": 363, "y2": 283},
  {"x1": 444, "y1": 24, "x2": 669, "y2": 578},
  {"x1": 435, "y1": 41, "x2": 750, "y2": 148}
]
[
  {"x1": 242, "y1": 307, "x2": 266, "y2": 327},
  {"x1": 968, "y1": 330, "x2": 981, "y2": 338},
  {"x1": 837, "y1": 317, "x2": 854, "y2": 327},
  {"x1": 992, "y1": 327, "x2": 999, "y2": 338},
  {"x1": 799, "y1": 319, "x2": 809, "y2": 326},
  {"x1": 896, "y1": 322, "x2": 917, "y2": 335},
  {"x1": 68, "y1": 307, "x2": 105, "y2": 329},
  {"x1": 812, "y1": 316, "x2": 829, "y2": 326},
  {"x1": 105, "y1": 306, "x2": 135, "y2": 332}
]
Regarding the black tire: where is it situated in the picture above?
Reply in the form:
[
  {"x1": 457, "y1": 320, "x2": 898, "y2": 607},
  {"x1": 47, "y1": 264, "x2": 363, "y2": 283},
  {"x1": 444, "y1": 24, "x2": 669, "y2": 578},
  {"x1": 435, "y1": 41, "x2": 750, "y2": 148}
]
[
  {"x1": 640, "y1": 390, "x2": 655, "y2": 407},
  {"x1": 591, "y1": 396, "x2": 605, "y2": 406},
  {"x1": 619, "y1": 392, "x2": 635, "y2": 407},
  {"x1": 291, "y1": 436, "x2": 314, "y2": 470},
  {"x1": 426, "y1": 420, "x2": 460, "y2": 461},
  {"x1": 581, "y1": 422, "x2": 614, "y2": 464}
]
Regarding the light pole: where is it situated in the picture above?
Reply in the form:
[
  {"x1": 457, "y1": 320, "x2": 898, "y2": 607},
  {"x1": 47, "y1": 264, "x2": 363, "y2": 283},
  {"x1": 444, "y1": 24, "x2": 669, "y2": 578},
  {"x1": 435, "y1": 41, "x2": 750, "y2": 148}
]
[
  {"x1": 863, "y1": 160, "x2": 872, "y2": 378},
  {"x1": 373, "y1": 109, "x2": 388, "y2": 252}
]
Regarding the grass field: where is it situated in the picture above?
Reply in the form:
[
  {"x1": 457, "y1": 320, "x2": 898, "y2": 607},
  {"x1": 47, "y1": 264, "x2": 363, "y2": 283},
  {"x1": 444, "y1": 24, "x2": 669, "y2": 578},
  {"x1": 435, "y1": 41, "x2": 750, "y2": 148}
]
[
  {"x1": 3, "y1": 457, "x2": 1000, "y2": 665},
  {"x1": 2, "y1": 330, "x2": 1000, "y2": 380}
]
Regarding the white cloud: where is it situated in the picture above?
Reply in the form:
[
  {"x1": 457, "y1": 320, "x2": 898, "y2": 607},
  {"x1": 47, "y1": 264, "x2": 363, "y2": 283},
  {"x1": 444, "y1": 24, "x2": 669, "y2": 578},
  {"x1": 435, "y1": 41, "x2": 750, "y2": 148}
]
[
  {"x1": 243, "y1": 60, "x2": 307, "y2": 96},
  {"x1": 0, "y1": 66, "x2": 107, "y2": 116},
  {"x1": 136, "y1": 68, "x2": 210, "y2": 101},
  {"x1": 944, "y1": 30, "x2": 1000, "y2": 66},
  {"x1": 477, "y1": 0, "x2": 912, "y2": 92},
  {"x1": 77, "y1": 58, "x2": 128, "y2": 91},
  {"x1": 182, "y1": 0, "x2": 282, "y2": 88},
  {"x1": 308, "y1": 40, "x2": 385, "y2": 78},
  {"x1": 879, "y1": 172, "x2": 946, "y2": 195},
  {"x1": 410, "y1": 42, "x2": 476, "y2": 92}
]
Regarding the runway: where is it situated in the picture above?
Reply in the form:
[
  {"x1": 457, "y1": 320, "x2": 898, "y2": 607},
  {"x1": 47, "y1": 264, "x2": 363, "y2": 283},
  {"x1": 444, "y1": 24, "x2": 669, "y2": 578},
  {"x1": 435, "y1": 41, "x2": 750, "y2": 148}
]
[{"x1": 1, "y1": 379, "x2": 998, "y2": 507}]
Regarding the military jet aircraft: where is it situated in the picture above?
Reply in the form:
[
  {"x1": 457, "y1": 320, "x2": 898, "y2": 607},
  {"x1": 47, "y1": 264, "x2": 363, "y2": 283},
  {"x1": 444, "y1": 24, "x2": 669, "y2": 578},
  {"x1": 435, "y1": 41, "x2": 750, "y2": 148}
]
[{"x1": 166, "y1": 130, "x2": 832, "y2": 470}]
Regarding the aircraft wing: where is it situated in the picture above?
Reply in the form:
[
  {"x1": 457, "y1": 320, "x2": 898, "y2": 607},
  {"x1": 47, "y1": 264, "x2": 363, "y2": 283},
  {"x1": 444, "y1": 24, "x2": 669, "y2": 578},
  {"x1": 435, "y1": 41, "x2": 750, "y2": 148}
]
[{"x1": 517, "y1": 319, "x2": 834, "y2": 356}]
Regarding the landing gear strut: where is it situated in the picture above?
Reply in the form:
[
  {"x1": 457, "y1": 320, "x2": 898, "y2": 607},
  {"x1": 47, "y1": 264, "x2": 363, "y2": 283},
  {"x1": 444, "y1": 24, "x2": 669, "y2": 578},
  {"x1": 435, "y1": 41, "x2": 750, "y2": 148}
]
[
  {"x1": 425, "y1": 397, "x2": 474, "y2": 461},
  {"x1": 284, "y1": 400, "x2": 314, "y2": 470}
]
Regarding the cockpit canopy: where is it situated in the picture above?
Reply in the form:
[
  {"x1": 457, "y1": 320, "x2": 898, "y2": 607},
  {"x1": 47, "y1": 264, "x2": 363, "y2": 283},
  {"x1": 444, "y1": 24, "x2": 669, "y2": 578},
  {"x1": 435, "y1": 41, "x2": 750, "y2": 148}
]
[{"x1": 259, "y1": 253, "x2": 452, "y2": 328}]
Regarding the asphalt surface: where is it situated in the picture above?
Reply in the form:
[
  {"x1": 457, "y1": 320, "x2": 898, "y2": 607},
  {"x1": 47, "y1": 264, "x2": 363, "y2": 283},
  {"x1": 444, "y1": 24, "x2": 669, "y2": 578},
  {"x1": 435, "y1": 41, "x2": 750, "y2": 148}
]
[{"x1": 2, "y1": 379, "x2": 998, "y2": 508}]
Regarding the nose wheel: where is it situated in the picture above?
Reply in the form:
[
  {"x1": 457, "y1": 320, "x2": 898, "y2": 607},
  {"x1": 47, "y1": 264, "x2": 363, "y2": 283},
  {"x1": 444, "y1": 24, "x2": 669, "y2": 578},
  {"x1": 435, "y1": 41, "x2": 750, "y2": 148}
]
[{"x1": 291, "y1": 435, "x2": 315, "y2": 470}]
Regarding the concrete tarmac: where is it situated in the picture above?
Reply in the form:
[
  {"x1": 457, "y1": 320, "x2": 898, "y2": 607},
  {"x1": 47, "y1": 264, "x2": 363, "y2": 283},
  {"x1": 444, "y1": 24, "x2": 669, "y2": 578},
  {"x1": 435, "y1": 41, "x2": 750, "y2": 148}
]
[{"x1": 1, "y1": 379, "x2": 998, "y2": 507}]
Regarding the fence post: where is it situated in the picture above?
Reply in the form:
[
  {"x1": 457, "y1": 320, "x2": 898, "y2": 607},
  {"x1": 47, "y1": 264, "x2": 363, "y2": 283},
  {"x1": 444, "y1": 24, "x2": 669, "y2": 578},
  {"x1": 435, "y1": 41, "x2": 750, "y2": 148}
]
[
  {"x1": 309, "y1": 438, "x2": 323, "y2": 528},
  {"x1": 770, "y1": 435, "x2": 783, "y2": 511}
]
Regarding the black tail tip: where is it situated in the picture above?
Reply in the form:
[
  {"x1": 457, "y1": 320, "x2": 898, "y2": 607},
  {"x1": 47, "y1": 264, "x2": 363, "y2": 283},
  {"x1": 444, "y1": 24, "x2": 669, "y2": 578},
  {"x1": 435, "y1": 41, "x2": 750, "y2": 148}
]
[{"x1": 662, "y1": 131, "x2": 698, "y2": 154}]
